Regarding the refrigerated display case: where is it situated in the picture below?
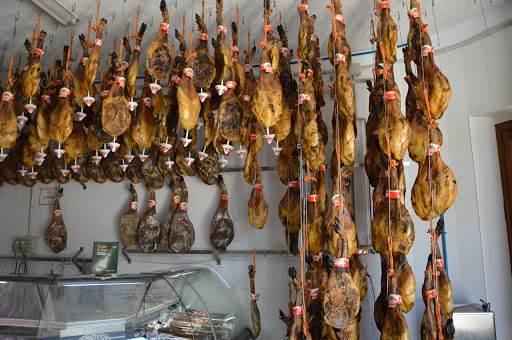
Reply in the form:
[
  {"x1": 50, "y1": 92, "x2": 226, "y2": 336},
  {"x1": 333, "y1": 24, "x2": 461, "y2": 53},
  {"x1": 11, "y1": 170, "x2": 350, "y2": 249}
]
[{"x1": 0, "y1": 266, "x2": 252, "y2": 339}]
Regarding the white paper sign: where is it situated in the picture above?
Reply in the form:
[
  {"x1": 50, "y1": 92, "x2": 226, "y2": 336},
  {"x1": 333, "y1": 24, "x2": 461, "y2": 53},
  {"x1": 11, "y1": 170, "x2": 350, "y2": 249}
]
[{"x1": 39, "y1": 188, "x2": 59, "y2": 205}]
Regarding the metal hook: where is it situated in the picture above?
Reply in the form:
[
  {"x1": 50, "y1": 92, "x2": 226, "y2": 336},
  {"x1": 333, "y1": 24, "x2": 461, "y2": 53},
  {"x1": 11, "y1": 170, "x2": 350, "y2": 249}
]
[
  {"x1": 88, "y1": 15, "x2": 92, "y2": 24},
  {"x1": 71, "y1": 29, "x2": 75, "y2": 38},
  {"x1": 137, "y1": 5, "x2": 140, "y2": 12},
  {"x1": 209, "y1": 7, "x2": 212, "y2": 17},
  {"x1": 50, "y1": 32, "x2": 54, "y2": 43},
  {"x1": 43, "y1": 46, "x2": 47, "y2": 53},
  {"x1": 72, "y1": 2, "x2": 76, "y2": 12},
  {"x1": 149, "y1": 16, "x2": 153, "y2": 27},
  {"x1": 97, "y1": 0, "x2": 101, "y2": 5},
  {"x1": 112, "y1": 10, "x2": 116, "y2": 19}
]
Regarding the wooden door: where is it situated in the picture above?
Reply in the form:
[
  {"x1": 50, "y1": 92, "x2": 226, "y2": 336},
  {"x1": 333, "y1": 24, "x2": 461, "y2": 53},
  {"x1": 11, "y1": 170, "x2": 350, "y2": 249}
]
[{"x1": 496, "y1": 120, "x2": 512, "y2": 273}]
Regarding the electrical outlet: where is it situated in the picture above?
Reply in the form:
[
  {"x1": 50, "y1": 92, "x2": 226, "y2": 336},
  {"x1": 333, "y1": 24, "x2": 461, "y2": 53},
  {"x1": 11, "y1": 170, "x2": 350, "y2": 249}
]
[{"x1": 14, "y1": 237, "x2": 39, "y2": 255}]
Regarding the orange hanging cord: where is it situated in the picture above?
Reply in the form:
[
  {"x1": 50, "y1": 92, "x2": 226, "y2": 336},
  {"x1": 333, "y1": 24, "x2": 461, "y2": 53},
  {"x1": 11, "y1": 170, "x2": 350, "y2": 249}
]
[
  {"x1": 92, "y1": 2, "x2": 102, "y2": 31},
  {"x1": 117, "y1": 41, "x2": 123, "y2": 70},
  {"x1": 6, "y1": 57, "x2": 14, "y2": 87},
  {"x1": 130, "y1": 9, "x2": 140, "y2": 39}
]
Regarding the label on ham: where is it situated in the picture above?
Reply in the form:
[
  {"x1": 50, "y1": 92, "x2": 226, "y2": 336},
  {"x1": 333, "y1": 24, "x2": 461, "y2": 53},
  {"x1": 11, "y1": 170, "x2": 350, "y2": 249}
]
[
  {"x1": 160, "y1": 22, "x2": 170, "y2": 34},
  {"x1": 385, "y1": 189, "x2": 401, "y2": 199},
  {"x1": 427, "y1": 143, "x2": 441, "y2": 156},
  {"x1": 288, "y1": 181, "x2": 299, "y2": 188},
  {"x1": 249, "y1": 134, "x2": 257, "y2": 141},
  {"x1": 134, "y1": 45, "x2": 141, "y2": 53},
  {"x1": 41, "y1": 95, "x2": 51, "y2": 104},
  {"x1": 53, "y1": 210, "x2": 62, "y2": 217},
  {"x1": 226, "y1": 81, "x2": 237, "y2": 89},
  {"x1": 217, "y1": 25, "x2": 227, "y2": 35},
  {"x1": 405, "y1": 75, "x2": 411, "y2": 83},
  {"x1": 389, "y1": 294, "x2": 403, "y2": 304},
  {"x1": 2, "y1": 92, "x2": 13, "y2": 101},
  {"x1": 251, "y1": 293, "x2": 259, "y2": 301},
  {"x1": 34, "y1": 48, "x2": 44, "y2": 57},
  {"x1": 179, "y1": 202, "x2": 188, "y2": 211},
  {"x1": 332, "y1": 194, "x2": 344, "y2": 207},
  {"x1": 130, "y1": 202, "x2": 138, "y2": 210},
  {"x1": 243, "y1": 95, "x2": 251, "y2": 102},
  {"x1": 408, "y1": 8, "x2": 420, "y2": 18},
  {"x1": 298, "y1": 4, "x2": 308, "y2": 13},
  {"x1": 254, "y1": 184, "x2": 263, "y2": 190},
  {"x1": 221, "y1": 195, "x2": 229, "y2": 201},
  {"x1": 298, "y1": 94, "x2": 311, "y2": 104},
  {"x1": 244, "y1": 64, "x2": 253, "y2": 73},
  {"x1": 317, "y1": 57, "x2": 322, "y2": 64},
  {"x1": 307, "y1": 69, "x2": 314, "y2": 78},
  {"x1": 115, "y1": 76, "x2": 126, "y2": 88},
  {"x1": 265, "y1": 24, "x2": 273, "y2": 32},
  {"x1": 100, "y1": 90, "x2": 109, "y2": 98},
  {"x1": 59, "y1": 87, "x2": 71, "y2": 98},
  {"x1": 312, "y1": 253, "x2": 323, "y2": 262},
  {"x1": 335, "y1": 14, "x2": 345, "y2": 24},
  {"x1": 231, "y1": 45, "x2": 239, "y2": 53},
  {"x1": 260, "y1": 62, "x2": 273, "y2": 73},
  {"x1": 320, "y1": 164, "x2": 326, "y2": 172},
  {"x1": 55, "y1": 79, "x2": 62, "y2": 86},
  {"x1": 80, "y1": 57, "x2": 88, "y2": 66},
  {"x1": 292, "y1": 306, "x2": 302, "y2": 315},
  {"x1": 436, "y1": 258, "x2": 444, "y2": 267},
  {"x1": 147, "y1": 200, "x2": 156, "y2": 208},
  {"x1": 94, "y1": 39, "x2": 103, "y2": 47},
  {"x1": 310, "y1": 34, "x2": 318, "y2": 43},
  {"x1": 173, "y1": 196, "x2": 180, "y2": 204},
  {"x1": 143, "y1": 97, "x2": 152, "y2": 107},
  {"x1": 279, "y1": 47, "x2": 288, "y2": 58},
  {"x1": 422, "y1": 45, "x2": 434, "y2": 57},
  {"x1": 199, "y1": 33, "x2": 208, "y2": 41},
  {"x1": 426, "y1": 289, "x2": 437, "y2": 299},
  {"x1": 379, "y1": 1, "x2": 391, "y2": 10},
  {"x1": 183, "y1": 68, "x2": 194, "y2": 78},
  {"x1": 416, "y1": 102, "x2": 421, "y2": 109},
  {"x1": 307, "y1": 288, "x2": 319, "y2": 299},
  {"x1": 307, "y1": 194, "x2": 318, "y2": 202},
  {"x1": 122, "y1": 61, "x2": 130, "y2": 70},
  {"x1": 383, "y1": 91, "x2": 397, "y2": 100},
  {"x1": 171, "y1": 75, "x2": 181, "y2": 85},
  {"x1": 334, "y1": 257, "x2": 349, "y2": 268},
  {"x1": 334, "y1": 53, "x2": 346, "y2": 65}
]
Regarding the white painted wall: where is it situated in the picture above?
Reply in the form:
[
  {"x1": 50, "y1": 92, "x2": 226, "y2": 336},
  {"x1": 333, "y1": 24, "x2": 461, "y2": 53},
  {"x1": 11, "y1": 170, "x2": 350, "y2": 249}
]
[{"x1": 0, "y1": 22, "x2": 511, "y2": 340}]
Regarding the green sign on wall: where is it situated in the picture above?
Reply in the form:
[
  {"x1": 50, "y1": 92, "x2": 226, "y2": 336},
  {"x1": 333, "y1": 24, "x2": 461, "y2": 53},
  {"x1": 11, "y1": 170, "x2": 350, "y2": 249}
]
[{"x1": 91, "y1": 242, "x2": 119, "y2": 275}]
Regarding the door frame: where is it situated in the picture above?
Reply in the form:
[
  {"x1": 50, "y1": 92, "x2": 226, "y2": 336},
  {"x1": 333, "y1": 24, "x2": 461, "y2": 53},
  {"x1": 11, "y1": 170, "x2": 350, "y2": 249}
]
[{"x1": 495, "y1": 119, "x2": 512, "y2": 273}]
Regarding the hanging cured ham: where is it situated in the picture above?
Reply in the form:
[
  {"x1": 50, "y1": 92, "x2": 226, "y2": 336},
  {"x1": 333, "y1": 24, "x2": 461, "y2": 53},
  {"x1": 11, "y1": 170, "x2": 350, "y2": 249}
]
[
  {"x1": 141, "y1": 144, "x2": 165, "y2": 189},
  {"x1": 306, "y1": 177, "x2": 325, "y2": 255},
  {"x1": 71, "y1": 34, "x2": 91, "y2": 106},
  {"x1": 175, "y1": 129, "x2": 198, "y2": 177},
  {"x1": 288, "y1": 267, "x2": 311, "y2": 340},
  {"x1": 323, "y1": 235, "x2": 360, "y2": 330},
  {"x1": 132, "y1": 72, "x2": 157, "y2": 149},
  {"x1": 102, "y1": 152, "x2": 125, "y2": 183},
  {"x1": 197, "y1": 142, "x2": 219, "y2": 185},
  {"x1": 249, "y1": 264, "x2": 261, "y2": 338},
  {"x1": 119, "y1": 184, "x2": 140, "y2": 248},
  {"x1": 22, "y1": 31, "x2": 46, "y2": 101},
  {"x1": 138, "y1": 186, "x2": 161, "y2": 253},
  {"x1": 251, "y1": 0, "x2": 282, "y2": 128},
  {"x1": 71, "y1": 151, "x2": 89, "y2": 189},
  {"x1": 84, "y1": 18, "x2": 107, "y2": 97},
  {"x1": 0, "y1": 68, "x2": 18, "y2": 149},
  {"x1": 146, "y1": 0, "x2": 172, "y2": 81},
  {"x1": 102, "y1": 55, "x2": 131, "y2": 137},
  {"x1": 210, "y1": 176, "x2": 234, "y2": 250},
  {"x1": 63, "y1": 121, "x2": 86, "y2": 160},
  {"x1": 169, "y1": 178, "x2": 195, "y2": 254},
  {"x1": 44, "y1": 188, "x2": 67, "y2": 253},
  {"x1": 126, "y1": 23, "x2": 147, "y2": 99},
  {"x1": 279, "y1": 176, "x2": 301, "y2": 234},
  {"x1": 192, "y1": 9, "x2": 215, "y2": 89},
  {"x1": 381, "y1": 274, "x2": 410, "y2": 339},
  {"x1": 212, "y1": 0, "x2": 230, "y2": 95},
  {"x1": 248, "y1": 166, "x2": 268, "y2": 229},
  {"x1": 161, "y1": 182, "x2": 180, "y2": 253}
]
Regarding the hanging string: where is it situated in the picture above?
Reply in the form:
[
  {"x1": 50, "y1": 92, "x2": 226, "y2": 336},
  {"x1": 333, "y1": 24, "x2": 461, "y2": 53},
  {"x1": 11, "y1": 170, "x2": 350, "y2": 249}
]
[
  {"x1": 117, "y1": 40, "x2": 123, "y2": 70},
  {"x1": 63, "y1": 47, "x2": 72, "y2": 78},
  {"x1": 87, "y1": 17, "x2": 92, "y2": 46},
  {"x1": 92, "y1": 2, "x2": 102, "y2": 31},
  {"x1": 130, "y1": 8, "x2": 140, "y2": 39},
  {"x1": 6, "y1": 57, "x2": 13, "y2": 87}
]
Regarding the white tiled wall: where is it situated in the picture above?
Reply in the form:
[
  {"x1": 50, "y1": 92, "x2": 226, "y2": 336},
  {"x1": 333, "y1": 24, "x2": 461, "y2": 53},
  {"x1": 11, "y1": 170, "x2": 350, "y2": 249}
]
[{"x1": 0, "y1": 22, "x2": 511, "y2": 340}]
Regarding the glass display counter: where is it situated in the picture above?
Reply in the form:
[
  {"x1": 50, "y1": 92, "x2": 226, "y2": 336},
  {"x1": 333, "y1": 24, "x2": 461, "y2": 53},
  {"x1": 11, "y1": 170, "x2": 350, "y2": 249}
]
[{"x1": 0, "y1": 266, "x2": 252, "y2": 339}]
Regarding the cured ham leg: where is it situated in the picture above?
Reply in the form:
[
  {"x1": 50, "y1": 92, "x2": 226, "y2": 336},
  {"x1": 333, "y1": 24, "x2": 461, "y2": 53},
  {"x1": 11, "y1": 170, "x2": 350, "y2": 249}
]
[
  {"x1": 137, "y1": 186, "x2": 161, "y2": 253},
  {"x1": 306, "y1": 177, "x2": 325, "y2": 255},
  {"x1": 289, "y1": 267, "x2": 312, "y2": 340},
  {"x1": 50, "y1": 46, "x2": 74, "y2": 143},
  {"x1": 44, "y1": 189, "x2": 67, "y2": 253},
  {"x1": 210, "y1": 176, "x2": 234, "y2": 250},
  {"x1": 381, "y1": 274, "x2": 410, "y2": 339},
  {"x1": 126, "y1": 23, "x2": 147, "y2": 98},
  {"x1": 248, "y1": 264, "x2": 261, "y2": 338},
  {"x1": 169, "y1": 178, "x2": 195, "y2": 254},
  {"x1": 84, "y1": 19, "x2": 107, "y2": 95},
  {"x1": 119, "y1": 184, "x2": 141, "y2": 247},
  {"x1": 102, "y1": 55, "x2": 131, "y2": 137},
  {"x1": 132, "y1": 71, "x2": 157, "y2": 148},
  {"x1": 0, "y1": 72, "x2": 17, "y2": 149},
  {"x1": 248, "y1": 166, "x2": 268, "y2": 229},
  {"x1": 22, "y1": 31, "x2": 46, "y2": 100},
  {"x1": 192, "y1": 10, "x2": 215, "y2": 89},
  {"x1": 146, "y1": 0, "x2": 172, "y2": 81},
  {"x1": 161, "y1": 182, "x2": 180, "y2": 253}
]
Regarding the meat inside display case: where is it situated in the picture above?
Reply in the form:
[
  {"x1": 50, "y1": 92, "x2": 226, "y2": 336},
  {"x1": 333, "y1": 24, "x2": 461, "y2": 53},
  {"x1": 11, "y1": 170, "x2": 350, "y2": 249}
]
[{"x1": 0, "y1": 266, "x2": 250, "y2": 339}]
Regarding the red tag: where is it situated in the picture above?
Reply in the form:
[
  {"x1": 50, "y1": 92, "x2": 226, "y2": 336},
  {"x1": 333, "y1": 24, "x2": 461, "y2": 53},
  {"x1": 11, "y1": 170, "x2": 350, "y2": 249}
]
[
  {"x1": 183, "y1": 68, "x2": 194, "y2": 78},
  {"x1": 41, "y1": 94, "x2": 51, "y2": 104},
  {"x1": 317, "y1": 57, "x2": 322, "y2": 64},
  {"x1": 134, "y1": 45, "x2": 141, "y2": 53},
  {"x1": 279, "y1": 47, "x2": 288, "y2": 58},
  {"x1": 427, "y1": 143, "x2": 441, "y2": 156},
  {"x1": 265, "y1": 24, "x2": 273, "y2": 32},
  {"x1": 307, "y1": 288, "x2": 319, "y2": 299},
  {"x1": 310, "y1": 35, "x2": 318, "y2": 43},
  {"x1": 34, "y1": 48, "x2": 44, "y2": 58},
  {"x1": 260, "y1": 62, "x2": 273, "y2": 73},
  {"x1": 94, "y1": 39, "x2": 103, "y2": 47},
  {"x1": 173, "y1": 196, "x2": 180, "y2": 204},
  {"x1": 422, "y1": 45, "x2": 434, "y2": 57},
  {"x1": 221, "y1": 195, "x2": 228, "y2": 201},
  {"x1": 385, "y1": 190, "x2": 401, "y2": 199},
  {"x1": 416, "y1": 102, "x2": 421, "y2": 109},
  {"x1": 226, "y1": 81, "x2": 237, "y2": 89},
  {"x1": 147, "y1": 200, "x2": 156, "y2": 208},
  {"x1": 298, "y1": 94, "x2": 311, "y2": 104},
  {"x1": 408, "y1": 8, "x2": 420, "y2": 18},
  {"x1": 331, "y1": 194, "x2": 344, "y2": 207},
  {"x1": 100, "y1": 90, "x2": 109, "y2": 98},
  {"x1": 244, "y1": 64, "x2": 253, "y2": 73},
  {"x1": 312, "y1": 252, "x2": 323, "y2": 262},
  {"x1": 143, "y1": 97, "x2": 152, "y2": 107},
  {"x1": 379, "y1": 1, "x2": 390, "y2": 10},
  {"x1": 298, "y1": 4, "x2": 308, "y2": 13},
  {"x1": 307, "y1": 69, "x2": 314, "y2": 77},
  {"x1": 231, "y1": 46, "x2": 239, "y2": 53},
  {"x1": 171, "y1": 75, "x2": 181, "y2": 85},
  {"x1": 1, "y1": 92, "x2": 13, "y2": 101},
  {"x1": 426, "y1": 289, "x2": 437, "y2": 299},
  {"x1": 335, "y1": 14, "x2": 345, "y2": 24},
  {"x1": 59, "y1": 87, "x2": 71, "y2": 98},
  {"x1": 372, "y1": 129, "x2": 378, "y2": 136},
  {"x1": 288, "y1": 181, "x2": 299, "y2": 188},
  {"x1": 320, "y1": 164, "x2": 325, "y2": 172},
  {"x1": 179, "y1": 202, "x2": 188, "y2": 211},
  {"x1": 254, "y1": 184, "x2": 263, "y2": 190},
  {"x1": 199, "y1": 33, "x2": 208, "y2": 41},
  {"x1": 389, "y1": 294, "x2": 403, "y2": 304},
  {"x1": 307, "y1": 194, "x2": 318, "y2": 202},
  {"x1": 160, "y1": 22, "x2": 170, "y2": 34},
  {"x1": 243, "y1": 95, "x2": 251, "y2": 102},
  {"x1": 55, "y1": 79, "x2": 63, "y2": 86},
  {"x1": 436, "y1": 259, "x2": 444, "y2": 267},
  {"x1": 290, "y1": 110, "x2": 296, "y2": 115},
  {"x1": 115, "y1": 76, "x2": 126, "y2": 88},
  {"x1": 335, "y1": 53, "x2": 346, "y2": 65},
  {"x1": 80, "y1": 57, "x2": 88, "y2": 66},
  {"x1": 251, "y1": 293, "x2": 259, "y2": 301},
  {"x1": 334, "y1": 257, "x2": 349, "y2": 268},
  {"x1": 292, "y1": 306, "x2": 302, "y2": 315},
  {"x1": 128, "y1": 201, "x2": 137, "y2": 210},
  {"x1": 249, "y1": 134, "x2": 257, "y2": 141},
  {"x1": 217, "y1": 25, "x2": 227, "y2": 35},
  {"x1": 405, "y1": 75, "x2": 411, "y2": 83},
  {"x1": 53, "y1": 210, "x2": 62, "y2": 217},
  {"x1": 383, "y1": 91, "x2": 397, "y2": 100}
]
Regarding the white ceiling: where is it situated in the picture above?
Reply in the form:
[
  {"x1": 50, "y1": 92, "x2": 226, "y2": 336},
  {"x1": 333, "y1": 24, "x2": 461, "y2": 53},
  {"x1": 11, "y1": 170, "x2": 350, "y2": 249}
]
[{"x1": 0, "y1": 0, "x2": 508, "y2": 79}]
